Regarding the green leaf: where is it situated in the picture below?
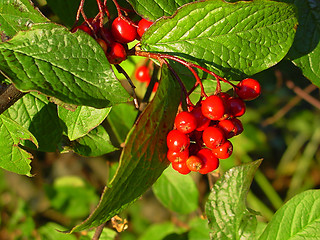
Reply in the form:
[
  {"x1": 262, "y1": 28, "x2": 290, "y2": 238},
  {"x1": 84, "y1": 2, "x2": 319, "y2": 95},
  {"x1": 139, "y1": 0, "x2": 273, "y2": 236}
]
[
  {"x1": 39, "y1": 222, "x2": 77, "y2": 240},
  {"x1": 258, "y1": 190, "x2": 320, "y2": 240},
  {"x1": 127, "y1": 0, "x2": 196, "y2": 21},
  {"x1": 188, "y1": 218, "x2": 210, "y2": 240},
  {"x1": 80, "y1": 227, "x2": 117, "y2": 240},
  {"x1": 139, "y1": 222, "x2": 181, "y2": 240},
  {"x1": 107, "y1": 103, "x2": 137, "y2": 144},
  {"x1": 287, "y1": 0, "x2": 320, "y2": 87},
  {"x1": 0, "y1": 23, "x2": 130, "y2": 108},
  {"x1": 0, "y1": 114, "x2": 38, "y2": 176},
  {"x1": 141, "y1": 0, "x2": 298, "y2": 80},
  {"x1": 45, "y1": 176, "x2": 99, "y2": 219},
  {"x1": 0, "y1": 0, "x2": 48, "y2": 40},
  {"x1": 69, "y1": 64, "x2": 180, "y2": 232},
  {"x1": 4, "y1": 93, "x2": 63, "y2": 152},
  {"x1": 58, "y1": 105, "x2": 111, "y2": 141},
  {"x1": 152, "y1": 167, "x2": 199, "y2": 214},
  {"x1": 69, "y1": 125, "x2": 118, "y2": 157},
  {"x1": 205, "y1": 160, "x2": 262, "y2": 240}
]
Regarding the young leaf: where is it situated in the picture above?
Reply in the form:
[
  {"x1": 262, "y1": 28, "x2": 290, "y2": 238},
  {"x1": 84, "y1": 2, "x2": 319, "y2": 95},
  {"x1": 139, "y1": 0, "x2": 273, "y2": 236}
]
[
  {"x1": 152, "y1": 167, "x2": 199, "y2": 214},
  {"x1": 127, "y1": 0, "x2": 195, "y2": 21},
  {"x1": 287, "y1": 0, "x2": 320, "y2": 87},
  {"x1": 205, "y1": 159, "x2": 262, "y2": 240},
  {"x1": 258, "y1": 190, "x2": 320, "y2": 240},
  {"x1": 0, "y1": 0, "x2": 48, "y2": 40},
  {"x1": 68, "y1": 64, "x2": 180, "y2": 232},
  {"x1": 141, "y1": 0, "x2": 298, "y2": 80},
  {"x1": 58, "y1": 105, "x2": 111, "y2": 141},
  {"x1": 0, "y1": 23, "x2": 130, "y2": 108},
  {"x1": 0, "y1": 114, "x2": 38, "y2": 176},
  {"x1": 68, "y1": 125, "x2": 118, "y2": 157},
  {"x1": 4, "y1": 93, "x2": 63, "y2": 152}
]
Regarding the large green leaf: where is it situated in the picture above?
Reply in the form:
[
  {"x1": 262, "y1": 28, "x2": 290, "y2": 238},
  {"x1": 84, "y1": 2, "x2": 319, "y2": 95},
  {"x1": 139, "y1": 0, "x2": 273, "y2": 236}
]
[
  {"x1": 141, "y1": 0, "x2": 297, "y2": 80},
  {"x1": 0, "y1": 114, "x2": 38, "y2": 176},
  {"x1": 0, "y1": 23, "x2": 130, "y2": 108},
  {"x1": 69, "y1": 64, "x2": 180, "y2": 232},
  {"x1": 58, "y1": 105, "x2": 111, "y2": 141},
  {"x1": 258, "y1": 190, "x2": 320, "y2": 240},
  {"x1": 0, "y1": 0, "x2": 47, "y2": 40},
  {"x1": 127, "y1": 0, "x2": 195, "y2": 20},
  {"x1": 152, "y1": 167, "x2": 199, "y2": 214},
  {"x1": 205, "y1": 160, "x2": 262, "y2": 240},
  {"x1": 4, "y1": 93, "x2": 63, "y2": 152},
  {"x1": 287, "y1": 0, "x2": 320, "y2": 87},
  {"x1": 69, "y1": 125, "x2": 118, "y2": 157}
]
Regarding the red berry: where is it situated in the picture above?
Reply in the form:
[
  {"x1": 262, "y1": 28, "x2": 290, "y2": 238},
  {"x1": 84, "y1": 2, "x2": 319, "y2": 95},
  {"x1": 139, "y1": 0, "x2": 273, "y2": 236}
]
[
  {"x1": 197, "y1": 148, "x2": 219, "y2": 174},
  {"x1": 174, "y1": 111, "x2": 197, "y2": 134},
  {"x1": 137, "y1": 18, "x2": 153, "y2": 38},
  {"x1": 212, "y1": 140, "x2": 233, "y2": 159},
  {"x1": 236, "y1": 78, "x2": 261, "y2": 101},
  {"x1": 202, "y1": 126, "x2": 226, "y2": 149},
  {"x1": 172, "y1": 161, "x2": 191, "y2": 175},
  {"x1": 186, "y1": 155, "x2": 203, "y2": 172},
  {"x1": 85, "y1": 18, "x2": 100, "y2": 33},
  {"x1": 218, "y1": 119, "x2": 237, "y2": 138},
  {"x1": 167, "y1": 130, "x2": 190, "y2": 152},
  {"x1": 201, "y1": 95, "x2": 226, "y2": 120},
  {"x1": 167, "y1": 149, "x2": 189, "y2": 163},
  {"x1": 99, "y1": 27, "x2": 114, "y2": 45},
  {"x1": 111, "y1": 17, "x2": 137, "y2": 43},
  {"x1": 106, "y1": 42, "x2": 127, "y2": 64},
  {"x1": 96, "y1": 38, "x2": 108, "y2": 53},
  {"x1": 72, "y1": 25, "x2": 93, "y2": 35},
  {"x1": 190, "y1": 106, "x2": 211, "y2": 131},
  {"x1": 135, "y1": 66, "x2": 151, "y2": 82},
  {"x1": 231, "y1": 118, "x2": 244, "y2": 136},
  {"x1": 227, "y1": 97, "x2": 246, "y2": 117}
]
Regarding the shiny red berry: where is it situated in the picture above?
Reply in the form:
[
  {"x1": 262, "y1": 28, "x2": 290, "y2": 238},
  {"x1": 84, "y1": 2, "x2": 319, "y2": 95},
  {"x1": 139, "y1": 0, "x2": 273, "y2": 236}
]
[
  {"x1": 231, "y1": 118, "x2": 244, "y2": 136},
  {"x1": 227, "y1": 97, "x2": 246, "y2": 117},
  {"x1": 167, "y1": 130, "x2": 190, "y2": 152},
  {"x1": 137, "y1": 18, "x2": 153, "y2": 38},
  {"x1": 186, "y1": 155, "x2": 203, "y2": 172},
  {"x1": 72, "y1": 25, "x2": 93, "y2": 35},
  {"x1": 111, "y1": 17, "x2": 137, "y2": 43},
  {"x1": 236, "y1": 78, "x2": 261, "y2": 101},
  {"x1": 212, "y1": 140, "x2": 233, "y2": 159},
  {"x1": 167, "y1": 149, "x2": 189, "y2": 163},
  {"x1": 174, "y1": 111, "x2": 197, "y2": 134},
  {"x1": 197, "y1": 148, "x2": 219, "y2": 174},
  {"x1": 135, "y1": 66, "x2": 151, "y2": 82},
  {"x1": 202, "y1": 126, "x2": 226, "y2": 149},
  {"x1": 218, "y1": 119, "x2": 237, "y2": 138},
  {"x1": 190, "y1": 106, "x2": 211, "y2": 131},
  {"x1": 106, "y1": 42, "x2": 127, "y2": 64},
  {"x1": 201, "y1": 95, "x2": 226, "y2": 120},
  {"x1": 172, "y1": 161, "x2": 191, "y2": 175}
]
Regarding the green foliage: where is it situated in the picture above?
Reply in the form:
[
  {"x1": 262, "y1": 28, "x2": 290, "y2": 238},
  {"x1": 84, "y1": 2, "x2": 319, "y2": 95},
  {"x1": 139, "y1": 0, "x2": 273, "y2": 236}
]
[
  {"x1": 152, "y1": 167, "x2": 199, "y2": 214},
  {"x1": 141, "y1": 0, "x2": 298, "y2": 80}
]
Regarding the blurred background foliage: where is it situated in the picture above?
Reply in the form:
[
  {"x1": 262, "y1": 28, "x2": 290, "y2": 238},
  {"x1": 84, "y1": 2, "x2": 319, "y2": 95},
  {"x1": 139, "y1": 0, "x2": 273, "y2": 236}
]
[{"x1": 1, "y1": 0, "x2": 320, "y2": 239}]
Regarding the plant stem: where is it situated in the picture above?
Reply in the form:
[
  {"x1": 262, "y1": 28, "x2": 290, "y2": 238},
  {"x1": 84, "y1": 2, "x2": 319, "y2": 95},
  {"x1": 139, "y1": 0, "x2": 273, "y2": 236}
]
[{"x1": 0, "y1": 84, "x2": 26, "y2": 115}]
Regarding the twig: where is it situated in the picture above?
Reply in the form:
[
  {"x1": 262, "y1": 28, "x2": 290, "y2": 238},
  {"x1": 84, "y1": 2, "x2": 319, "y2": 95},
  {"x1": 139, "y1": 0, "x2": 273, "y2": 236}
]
[
  {"x1": 0, "y1": 84, "x2": 26, "y2": 115},
  {"x1": 92, "y1": 222, "x2": 106, "y2": 240}
]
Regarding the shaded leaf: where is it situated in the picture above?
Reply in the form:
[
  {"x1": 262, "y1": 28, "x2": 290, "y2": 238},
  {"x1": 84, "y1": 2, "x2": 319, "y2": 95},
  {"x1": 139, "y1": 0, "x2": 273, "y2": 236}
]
[
  {"x1": 287, "y1": 0, "x2": 320, "y2": 86},
  {"x1": 58, "y1": 105, "x2": 111, "y2": 141},
  {"x1": 205, "y1": 160, "x2": 262, "y2": 240},
  {"x1": 258, "y1": 190, "x2": 320, "y2": 240},
  {"x1": 4, "y1": 92, "x2": 62, "y2": 152},
  {"x1": 0, "y1": 114, "x2": 38, "y2": 176},
  {"x1": 69, "y1": 64, "x2": 180, "y2": 232},
  {"x1": 152, "y1": 167, "x2": 199, "y2": 214},
  {"x1": 0, "y1": 23, "x2": 130, "y2": 108},
  {"x1": 0, "y1": 0, "x2": 47, "y2": 40},
  {"x1": 69, "y1": 125, "x2": 118, "y2": 157},
  {"x1": 141, "y1": 0, "x2": 297, "y2": 80}
]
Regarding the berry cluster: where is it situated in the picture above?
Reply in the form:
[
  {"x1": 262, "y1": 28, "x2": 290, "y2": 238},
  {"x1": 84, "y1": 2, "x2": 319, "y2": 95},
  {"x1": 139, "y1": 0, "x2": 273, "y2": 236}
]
[
  {"x1": 166, "y1": 78, "x2": 261, "y2": 175},
  {"x1": 72, "y1": 17, "x2": 153, "y2": 64}
]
